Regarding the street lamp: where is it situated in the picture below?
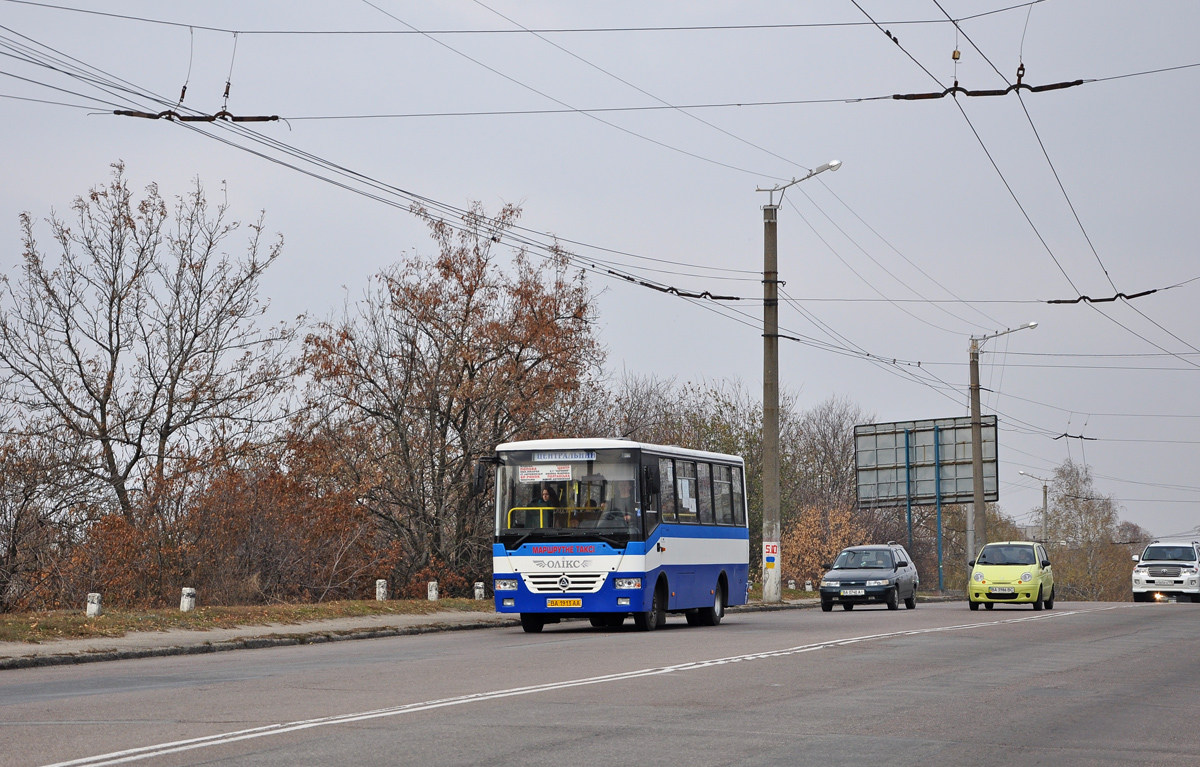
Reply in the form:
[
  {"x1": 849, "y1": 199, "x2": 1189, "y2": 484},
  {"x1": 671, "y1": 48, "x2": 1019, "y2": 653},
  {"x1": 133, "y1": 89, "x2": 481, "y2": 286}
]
[
  {"x1": 968, "y1": 321, "x2": 1038, "y2": 561},
  {"x1": 1019, "y1": 471, "x2": 1051, "y2": 543},
  {"x1": 755, "y1": 160, "x2": 842, "y2": 604}
]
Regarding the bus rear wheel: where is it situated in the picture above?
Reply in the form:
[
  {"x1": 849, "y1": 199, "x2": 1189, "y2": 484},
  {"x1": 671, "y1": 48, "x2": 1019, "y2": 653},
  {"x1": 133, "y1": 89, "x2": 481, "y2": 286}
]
[
  {"x1": 697, "y1": 582, "x2": 725, "y2": 626},
  {"x1": 635, "y1": 582, "x2": 667, "y2": 631},
  {"x1": 520, "y1": 613, "x2": 544, "y2": 633}
]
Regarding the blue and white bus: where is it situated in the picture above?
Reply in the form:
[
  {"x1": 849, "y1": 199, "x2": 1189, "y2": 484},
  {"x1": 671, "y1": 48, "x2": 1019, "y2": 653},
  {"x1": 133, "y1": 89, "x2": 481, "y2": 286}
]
[{"x1": 483, "y1": 438, "x2": 749, "y2": 633}]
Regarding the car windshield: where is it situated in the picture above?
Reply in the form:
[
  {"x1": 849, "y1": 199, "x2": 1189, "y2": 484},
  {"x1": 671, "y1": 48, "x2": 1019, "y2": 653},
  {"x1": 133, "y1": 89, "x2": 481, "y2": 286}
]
[
  {"x1": 833, "y1": 549, "x2": 893, "y2": 569},
  {"x1": 976, "y1": 544, "x2": 1037, "y2": 565},
  {"x1": 1141, "y1": 545, "x2": 1197, "y2": 562}
]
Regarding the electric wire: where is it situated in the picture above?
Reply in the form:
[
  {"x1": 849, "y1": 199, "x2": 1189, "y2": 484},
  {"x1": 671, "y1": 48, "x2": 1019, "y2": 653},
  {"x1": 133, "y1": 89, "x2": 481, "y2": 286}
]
[
  {"x1": 356, "y1": 0, "x2": 786, "y2": 182},
  {"x1": 0, "y1": 0, "x2": 1047, "y2": 35},
  {"x1": 469, "y1": 0, "x2": 812, "y2": 175}
]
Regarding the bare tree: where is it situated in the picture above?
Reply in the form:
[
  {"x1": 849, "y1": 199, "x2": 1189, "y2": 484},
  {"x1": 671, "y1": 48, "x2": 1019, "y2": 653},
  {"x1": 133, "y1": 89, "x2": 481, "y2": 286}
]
[
  {"x1": 0, "y1": 164, "x2": 294, "y2": 527},
  {"x1": 1045, "y1": 459, "x2": 1135, "y2": 601}
]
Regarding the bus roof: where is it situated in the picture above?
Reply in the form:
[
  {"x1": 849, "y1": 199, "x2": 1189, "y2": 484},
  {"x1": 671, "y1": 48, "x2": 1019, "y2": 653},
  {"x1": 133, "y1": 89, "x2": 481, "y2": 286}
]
[{"x1": 495, "y1": 437, "x2": 743, "y2": 465}]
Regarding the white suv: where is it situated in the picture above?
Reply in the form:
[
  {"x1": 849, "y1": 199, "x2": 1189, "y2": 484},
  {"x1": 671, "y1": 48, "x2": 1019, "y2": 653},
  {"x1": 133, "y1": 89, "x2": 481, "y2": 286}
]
[{"x1": 1131, "y1": 540, "x2": 1200, "y2": 602}]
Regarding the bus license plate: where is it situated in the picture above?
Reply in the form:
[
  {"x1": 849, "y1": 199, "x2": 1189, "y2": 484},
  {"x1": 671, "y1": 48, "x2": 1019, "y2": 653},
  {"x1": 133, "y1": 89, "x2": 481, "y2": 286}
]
[
  {"x1": 840, "y1": 589, "x2": 864, "y2": 596},
  {"x1": 546, "y1": 598, "x2": 582, "y2": 608},
  {"x1": 989, "y1": 586, "x2": 1015, "y2": 593}
]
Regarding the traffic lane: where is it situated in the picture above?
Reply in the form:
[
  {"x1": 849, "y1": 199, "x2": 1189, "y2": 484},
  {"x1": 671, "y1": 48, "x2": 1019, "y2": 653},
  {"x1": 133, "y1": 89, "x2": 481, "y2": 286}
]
[
  {"x1": 0, "y1": 603, "x2": 1143, "y2": 766},
  {"x1": 0, "y1": 600, "x2": 1083, "y2": 709},
  {"x1": 3, "y1": 602, "x2": 1026, "y2": 765},
  {"x1": 7, "y1": 601, "x2": 1190, "y2": 767},
  {"x1": 24, "y1": 601, "x2": 1191, "y2": 767}
]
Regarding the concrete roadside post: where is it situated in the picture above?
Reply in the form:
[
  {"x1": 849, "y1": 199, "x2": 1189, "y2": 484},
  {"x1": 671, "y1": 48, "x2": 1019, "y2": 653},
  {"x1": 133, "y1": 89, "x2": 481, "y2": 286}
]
[
  {"x1": 473, "y1": 582, "x2": 485, "y2": 600},
  {"x1": 86, "y1": 593, "x2": 102, "y2": 618},
  {"x1": 376, "y1": 579, "x2": 389, "y2": 601},
  {"x1": 180, "y1": 588, "x2": 196, "y2": 612},
  {"x1": 427, "y1": 581, "x2": 438, "y2": 601},
  {"x1": 787, "y1": 579, "x2": 796, "y2": 590},
  {"x1": 805, "y1": 579, "x2": 812, "y2": 592}
]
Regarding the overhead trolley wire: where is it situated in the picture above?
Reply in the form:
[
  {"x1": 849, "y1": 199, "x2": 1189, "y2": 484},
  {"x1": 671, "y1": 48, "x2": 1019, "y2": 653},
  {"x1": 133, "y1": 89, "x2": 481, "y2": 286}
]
[
  {"x1": 356, "y1": 0, "x2": 786, "y2": 182},
  {"x1": 0, "y1": 0, "x2": 1048, "y2": 35}
]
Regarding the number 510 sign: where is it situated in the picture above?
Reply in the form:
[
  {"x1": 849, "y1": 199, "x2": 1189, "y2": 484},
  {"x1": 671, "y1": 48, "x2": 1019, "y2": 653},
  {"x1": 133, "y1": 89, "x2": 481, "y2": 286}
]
[{"x1": 763, "y1": 542, "x2": 779, "y2": 570}]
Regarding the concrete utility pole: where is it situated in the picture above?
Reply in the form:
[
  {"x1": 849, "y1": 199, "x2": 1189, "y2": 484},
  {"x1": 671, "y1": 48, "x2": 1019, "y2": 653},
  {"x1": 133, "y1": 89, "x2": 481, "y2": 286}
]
[
  {"x1": 1019, "y1": 471, "x2": 1051, "y2": 543},
  {"x1": 757, "y1": 160, "x2": 841, "y2": 604},
  {"x1": 968, "y1": 322, "x2": 1037, "y2": 561},
  {"x1": 968, "y1": 337, "x2": 982, "y2": 561}
]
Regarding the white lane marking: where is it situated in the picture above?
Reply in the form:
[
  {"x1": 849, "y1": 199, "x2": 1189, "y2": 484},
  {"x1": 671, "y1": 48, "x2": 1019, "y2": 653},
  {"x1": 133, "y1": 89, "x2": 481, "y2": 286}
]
[{"x1": 43, "y1": 606, "x2": 1110, "y2": 767}]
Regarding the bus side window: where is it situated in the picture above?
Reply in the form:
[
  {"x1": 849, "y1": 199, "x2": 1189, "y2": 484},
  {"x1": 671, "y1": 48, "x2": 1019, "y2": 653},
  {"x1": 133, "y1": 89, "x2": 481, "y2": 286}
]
[
  {"x1": 714, "y1": 464, "x2": 734, "y2": 524},
  {"x1": 659, "y1": 458, "x2": 676, "y2": 523},
  {"x1": 732, "y1": 467, "x2": 746, "y2": 526},
  {"x1": 643, "y1": 462, "x2": 660, "y2": 535},
  {"x1": 676, "y1": 461, "x2": 698, "y2": 523},
  {"x1": 697, "y1": 463, "x2": 714, "y2": 524}
]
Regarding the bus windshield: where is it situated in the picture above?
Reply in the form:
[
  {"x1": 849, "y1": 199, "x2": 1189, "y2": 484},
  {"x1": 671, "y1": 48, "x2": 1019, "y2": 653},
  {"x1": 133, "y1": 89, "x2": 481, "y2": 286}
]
[{"x1": 495, "y1": 448, "x2": 641, "y2": 541}]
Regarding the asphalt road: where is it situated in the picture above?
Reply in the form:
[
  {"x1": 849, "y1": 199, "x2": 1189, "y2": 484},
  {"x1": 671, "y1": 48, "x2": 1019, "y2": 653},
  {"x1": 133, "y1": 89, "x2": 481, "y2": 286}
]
[{"x1": 2, "y1": 601, "x2": 1196, "y2": 767}]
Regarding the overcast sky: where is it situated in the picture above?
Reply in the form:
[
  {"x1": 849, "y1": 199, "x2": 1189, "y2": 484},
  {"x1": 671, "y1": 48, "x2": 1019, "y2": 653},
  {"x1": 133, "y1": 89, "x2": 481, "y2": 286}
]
[{"x1": 3, "y1": 1, "x2": 1198, "y2": 537}]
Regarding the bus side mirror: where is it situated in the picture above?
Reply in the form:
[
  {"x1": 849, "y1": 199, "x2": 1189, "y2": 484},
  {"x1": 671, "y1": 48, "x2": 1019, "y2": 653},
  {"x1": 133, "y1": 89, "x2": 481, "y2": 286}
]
[{"x1": 472, "y1": 461, "x2": 489, "y2": 497}]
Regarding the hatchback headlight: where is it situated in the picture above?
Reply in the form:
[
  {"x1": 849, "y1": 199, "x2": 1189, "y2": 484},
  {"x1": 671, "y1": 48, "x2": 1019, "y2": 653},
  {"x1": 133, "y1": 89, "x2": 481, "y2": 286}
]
[
  {"x1": 972, "y1": 572, "x2": 985, "y2": 582},
  {"x1": 494, "y1": 579, "x2": 518, "y2": 591},
  {"x1": 866, "y1": 579, "x2": 891, "y2": 587},
  {"x1": 614, "y1": 578, "x2": 642, "y2": 590},
  {"x1": 1020, "y1": 572, "x2": 1033, "y2": 582},
  {"x1": 821, "y1": 580, "x2": 839, "y2": 587}
]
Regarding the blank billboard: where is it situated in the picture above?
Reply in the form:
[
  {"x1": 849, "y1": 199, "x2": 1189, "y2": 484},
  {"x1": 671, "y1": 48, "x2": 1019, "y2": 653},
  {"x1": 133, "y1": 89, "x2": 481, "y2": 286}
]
[{"x1": 854, "y1": 416, "x2": 997, "y2": 509}]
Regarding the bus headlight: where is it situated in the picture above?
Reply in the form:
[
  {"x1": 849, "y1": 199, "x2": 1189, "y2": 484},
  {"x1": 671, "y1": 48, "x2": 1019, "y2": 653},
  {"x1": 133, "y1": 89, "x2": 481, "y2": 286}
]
[
  {"x1": 614, "y1": 578, "x2": 642, "y2": 590},
  {"x1": 494, "y1": 579, "x2": 518, "y2": 591}
]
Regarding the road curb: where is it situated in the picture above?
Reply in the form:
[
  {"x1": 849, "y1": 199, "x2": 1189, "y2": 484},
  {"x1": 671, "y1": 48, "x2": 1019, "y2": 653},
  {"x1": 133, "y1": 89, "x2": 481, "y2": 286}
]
[{"x1": 0, "y1": 618, "x2": 521, "y2": 671}]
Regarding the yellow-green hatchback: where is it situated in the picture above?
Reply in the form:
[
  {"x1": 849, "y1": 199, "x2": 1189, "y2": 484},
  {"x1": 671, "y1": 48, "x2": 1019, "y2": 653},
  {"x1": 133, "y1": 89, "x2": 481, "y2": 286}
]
[{"x1": 968, "y1": 541, "x2": 1055, "y2": 611}]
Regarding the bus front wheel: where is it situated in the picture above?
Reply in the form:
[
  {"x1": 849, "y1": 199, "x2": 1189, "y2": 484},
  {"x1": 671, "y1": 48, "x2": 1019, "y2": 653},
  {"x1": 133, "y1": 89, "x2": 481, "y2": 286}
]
[
  {"x1": 635, "y1": 582, "x2": 667, "y2": 631},
  {"x1": 520, "y1": 613, "x2": 544, "y2": 633}
]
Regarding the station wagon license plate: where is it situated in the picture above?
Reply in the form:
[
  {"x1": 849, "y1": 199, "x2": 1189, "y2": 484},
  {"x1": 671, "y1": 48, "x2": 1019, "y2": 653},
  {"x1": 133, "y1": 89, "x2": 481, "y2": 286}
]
[
  {"x1": 989, "y1": 586, "x2": 1016, "y2": 593},
  {"x1": 546, "y1": 598, "x2": 582, "y2": 608},
  {"x1": 840, "y1": 589, "x2": 865, "y2": 596}
]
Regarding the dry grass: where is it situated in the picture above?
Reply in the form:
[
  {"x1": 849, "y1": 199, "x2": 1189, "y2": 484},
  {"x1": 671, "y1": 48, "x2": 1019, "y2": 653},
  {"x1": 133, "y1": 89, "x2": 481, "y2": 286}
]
[{"x1": 0, "y1": 599, "x2": 495, "y2": 644}]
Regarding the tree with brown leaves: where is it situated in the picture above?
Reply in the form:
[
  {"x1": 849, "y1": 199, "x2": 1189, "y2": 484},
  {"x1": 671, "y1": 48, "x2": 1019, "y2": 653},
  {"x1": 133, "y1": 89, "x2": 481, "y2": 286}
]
[{"x1": 302, "y1": 203, "x2": 603, "y2": 589}]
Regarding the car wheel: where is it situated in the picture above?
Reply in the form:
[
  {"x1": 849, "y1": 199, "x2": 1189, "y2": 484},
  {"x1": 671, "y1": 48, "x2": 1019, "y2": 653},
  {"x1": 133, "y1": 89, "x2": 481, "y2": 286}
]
[
  {"x1": 886, "y1": 587, "x2": 899, "y2": 610},
  {"x1": 635, "y1": 581, "x2": 666, "y2": 631},
  {"x1": 820, "y1": 600, "x2": 833, "y2": 612},
  {"x1": 698, "y1": 582, "x2": 725, "y2": 626},
  {"x1": 904, "y1": 591, "x2": 916, "y2": 609},
  {"x1": 968, "y1": 599, "x2": 979, "y2": 611},
  {"x1": 1045, "y1": 587, "x2": 1055, "y2": 610},
  {"x1": 842, "y1": 603, "x2": 854, "y2": 611},
  {"x1": 1032, "y1": 586, "x2": 1044, "y2": 611},
  {"x1": 520, "y1": 613, "x2": 545, "y2": 633}
]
